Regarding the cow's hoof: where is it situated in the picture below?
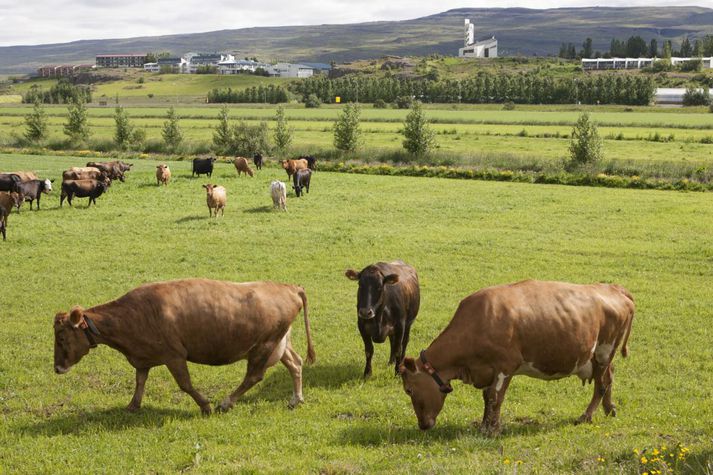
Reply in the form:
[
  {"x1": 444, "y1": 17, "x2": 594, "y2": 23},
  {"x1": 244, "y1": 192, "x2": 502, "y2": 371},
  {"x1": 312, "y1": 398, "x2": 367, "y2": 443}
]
[
  {"x1": 215, "y1": 401, "x2": 232, "y2": 413},
  {"x1": 363, "y1": 370, "x2": 372, "y2": 379},
  {"x1": 575, "y1": 414, "x2": 592, "y2": 425},
  {"x1": 478, "y1": 423, "x2": 501, "y2": 437},
  {"x1": 604, "y1": 406, "x2": 617, "y2": 417},
  {"x1": 287, "y1": 396, "x2": 304, "y2": 409},
  {"x1": 126, "y1": 403, "x2": 140, "y2": 412}
]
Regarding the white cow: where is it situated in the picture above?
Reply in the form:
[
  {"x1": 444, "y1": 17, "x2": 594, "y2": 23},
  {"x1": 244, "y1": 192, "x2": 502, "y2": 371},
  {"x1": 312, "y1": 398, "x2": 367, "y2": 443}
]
[{"x1": 271, "y1": 181, "x2": 287, "y2": 211}]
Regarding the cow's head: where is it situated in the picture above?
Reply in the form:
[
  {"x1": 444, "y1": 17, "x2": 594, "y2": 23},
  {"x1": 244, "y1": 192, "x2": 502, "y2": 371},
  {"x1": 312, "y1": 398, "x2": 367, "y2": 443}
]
[
  {"x1": 10, "y1": 192, "x2": 23, "y2": 209},
  {"x1": 280, "y1": 160, "x2": 289, "y2": 170},
  {"x1": 399, "y1": 357, "x2": 448, "y2": 430},
  {"x1": 42, "y1": 179, "x2": 53, "y2": 193},
  {"x1": 203, "y1": 184, "x2": 217, "y2": 196},
  {"x1": 345, "y1": 266, "x2": 399, "y2": 320},
  {"x1": 53, "y1": 306, "x2": 94, "y2": 374}
]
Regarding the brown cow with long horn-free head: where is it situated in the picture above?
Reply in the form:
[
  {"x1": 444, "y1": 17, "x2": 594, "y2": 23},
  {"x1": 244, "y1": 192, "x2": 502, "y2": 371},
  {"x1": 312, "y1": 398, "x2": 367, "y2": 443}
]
[
  {"x1": 53, "y1": 279, "x2": 316, "y2": 414},
  {"x1": 399, "y1": 280, "x2": 634, "y2": 435}
]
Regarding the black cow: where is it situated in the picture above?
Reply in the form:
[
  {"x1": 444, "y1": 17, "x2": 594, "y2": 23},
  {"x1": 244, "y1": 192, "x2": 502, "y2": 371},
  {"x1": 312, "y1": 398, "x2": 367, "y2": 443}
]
[
  {"x1": 16, "y1": 179, "x2": 53, "y2": 210},
  {"x1": 61, "y1": 179, "x2": 107, "y2": 207},
  {"x1": 345, "y1": 260, "x2": 420, "y2": 377},
  {"x1": 292, "y1": 169, "x2": 311, "y2": 197},
  {"x1": 299, "y1": 155, "x2": 317, "y2": 171},
  {"x1": 193, "y1": 158, "x2": 217, "y2": 177},
  {"x1": 0, "y1": 173, "x2": 21, "y2": 194},
  {"x1": 253, "y1": 153, "x2": 263, "y2": 170}
]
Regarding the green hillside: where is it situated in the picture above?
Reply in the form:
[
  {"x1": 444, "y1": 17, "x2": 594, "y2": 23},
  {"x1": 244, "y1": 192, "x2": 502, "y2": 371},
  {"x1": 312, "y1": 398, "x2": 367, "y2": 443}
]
[{"x1": 1, "y1": 7, "x2": 712, "y2": 73}]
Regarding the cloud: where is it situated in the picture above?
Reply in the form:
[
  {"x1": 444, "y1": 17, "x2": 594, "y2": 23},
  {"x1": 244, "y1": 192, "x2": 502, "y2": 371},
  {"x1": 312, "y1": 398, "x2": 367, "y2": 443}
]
[{"x1": 0, "y1": 0, "x2": 708, "y2": 46}]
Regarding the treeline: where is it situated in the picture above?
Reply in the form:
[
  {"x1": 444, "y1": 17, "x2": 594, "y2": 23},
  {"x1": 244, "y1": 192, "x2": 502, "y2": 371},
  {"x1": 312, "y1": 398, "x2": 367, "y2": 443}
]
[
  {"x1": 22, "y1": 78, "x2": 91, "y2": 104},
  {"x1": 206, "y1": 85, "x2": 289, "y2": 104},
  {"x1": 561, "y1": 34, "x2": 713, "y2": 59},
  {"x1": 291, "y1": 75, "x2": 656, "y2": 106}
]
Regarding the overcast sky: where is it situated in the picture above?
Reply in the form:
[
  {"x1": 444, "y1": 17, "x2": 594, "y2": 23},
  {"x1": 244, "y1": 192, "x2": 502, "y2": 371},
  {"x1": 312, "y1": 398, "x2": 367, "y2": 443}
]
[{"x1": 0, "y1": 0, "x2": 709, "y2": 47}]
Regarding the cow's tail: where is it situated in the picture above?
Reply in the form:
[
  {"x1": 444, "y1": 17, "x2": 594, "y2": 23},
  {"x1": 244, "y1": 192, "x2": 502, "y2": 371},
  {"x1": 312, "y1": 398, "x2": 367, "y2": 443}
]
[
  {"x1": 298, "y1": 287, "x2": 316, "y2": 364},
  {"x1": 615, "y1": 285, "x2": 635, "y2": 358}
]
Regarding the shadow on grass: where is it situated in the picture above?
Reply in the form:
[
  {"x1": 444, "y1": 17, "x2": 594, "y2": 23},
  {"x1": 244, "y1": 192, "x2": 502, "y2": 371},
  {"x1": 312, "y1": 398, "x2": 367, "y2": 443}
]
[
  {"x1": 175, "y1": 215, "x2": 208, "y2": 223},
  {"x1": 14, "y1": 406, "x2": 194, "y2": 437},
  {"x1": 243, "y1": 206, "x2": 273, "y2": 214}
]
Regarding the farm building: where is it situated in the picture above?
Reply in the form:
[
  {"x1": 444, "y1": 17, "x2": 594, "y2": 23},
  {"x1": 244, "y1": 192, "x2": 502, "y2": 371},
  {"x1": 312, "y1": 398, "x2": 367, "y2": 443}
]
[
  {"x1": 217, "y1": 59, "x2": 269, "y2": 74},
  {"x1": 37, "y1": 64, "x2": 93, "y2": 77},
  {"x1": 458, "y1": 19, "x2": 497, "y2": 58},
  {"x1": 96, "y1": 54, "x2": 147, "y2": 68},
  {"x1": 267, "y1": 63, "x2": 315, "y2": 78},
  {"x1": 582, "y1": 57, "x2": 713, "y2": 70}
]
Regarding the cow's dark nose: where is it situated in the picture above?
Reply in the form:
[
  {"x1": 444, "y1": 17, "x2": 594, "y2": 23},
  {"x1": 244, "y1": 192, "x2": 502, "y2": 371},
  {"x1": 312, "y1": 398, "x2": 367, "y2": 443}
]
[{"x1": 358, "y1": 308, "x2": 375, "y2": 320}]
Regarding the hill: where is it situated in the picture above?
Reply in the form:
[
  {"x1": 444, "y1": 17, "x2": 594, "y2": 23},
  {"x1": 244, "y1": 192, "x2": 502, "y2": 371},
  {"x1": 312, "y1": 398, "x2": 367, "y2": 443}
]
[{"x1": 1, "y1": 6, "x2": 713, "y2": 73}]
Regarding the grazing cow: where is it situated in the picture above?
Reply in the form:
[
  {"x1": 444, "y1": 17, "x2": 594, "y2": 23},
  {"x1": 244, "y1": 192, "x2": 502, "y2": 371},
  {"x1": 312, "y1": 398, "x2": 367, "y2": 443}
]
[
  {"x1": 0, "y1": 192, "x2": 22, "y2": 240},
  {"x1": 60, "y1": 179, "x2": 107, "y2": 207},
  {"x1": 280, "y1": 159, "x2": 308, "y2": 179},
  {"x1": 203, "y1": 184, "x2": 226, "y2": 217},
  {"x1": 253, "y1": 153, "x2": 263, "y2": 170},
  {"x1": 193, "y1": 157, "x2": 217, "y2": 177},
  {"x1": 292, "y1": 168, "x2": 311, "y2": 197},
  {"x1": 299, "y1": 155, "x2": 317, "y2": 171},
  {"x1": 16, "y1": 179, "x2": 53, "y2": 210},
  {"x1": 0, "y1": 173, "x2": 22, "y2": 194},
  {"x1": 5, "y1": 171, "x2": 38, "y2": 181},
  {"x1": 233, "y1": 157, "x2": 254, "y2": 177},
  {"x1": 271, "y1": 181, "x2": 287, "y2": 211},
  {"x1": 156, "y1": 164, "x2": 171, "y2": 186},
  {"x1": 53, "y1": 279, "x2": 316, "y2": 413},
  {"x1": 399, "y1": 280, "x2": 635, "y2": 434},
  {"x1": 345, "y1": 260, "x2": 420, "y2": 377},
  {"x1": 63, "y1": 168, "x2": 109, "y2": 183},
  {"x1": 113, "y1": 161, "x2": 133, "y2": 173},
  {"x1": 86, "y1": 162, "x2": 125, "y2": 182}
]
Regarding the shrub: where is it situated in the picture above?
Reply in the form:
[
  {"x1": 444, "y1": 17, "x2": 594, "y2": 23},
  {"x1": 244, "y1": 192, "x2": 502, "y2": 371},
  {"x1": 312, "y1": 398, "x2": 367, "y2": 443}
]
[
  {"x1": 303, "y1": 94, "x2": 321, "y2": 108},
  {"x1": 402, "y1": 101, "x2": 436, "y2": 157},
  {"x1": 161, "y1": 106, "x2": 183, "y2": 153},
  {"x1": 682, "y1": 86, "x2": 710, "y2": 106},
  {"x1": 567, "y1": 112, "x2": 602, "y2": 171},
  {"x1": 113, "y1": 106, "x2": 134, "y2": 150},
  {"x1": 502, "y1": 101, "x2": 516, "y2": 110},
  {"x1": 333, "y1": 103, "x2": 361, "y2": 154},
  {"x1": 64, "y1": 99, "x2": 91, "y2": 145},
  {"x1": 679, "y1": 59, "x2": 702, "y2": 73},
  {"x1": 231, "y1": 121, "x2": 271, "y2": 157},
  {"x1": 395, "y1": 95, "x2": 413, "y2": 109},
  {"x1": 273, "y1": 105, "x2": 293, "y2": 155},
  {"x1": 373, "y1": 99, "x2": 388, "y2": 109}
]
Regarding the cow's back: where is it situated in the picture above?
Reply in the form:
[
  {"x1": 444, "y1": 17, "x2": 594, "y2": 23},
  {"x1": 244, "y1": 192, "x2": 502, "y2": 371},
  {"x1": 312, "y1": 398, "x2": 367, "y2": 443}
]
[
  {"x1": 376, "y1": 260, "x2": 420, "y2": 322},
  {"x1": 100, "y1": 279, "x2": 303, "y2": 364}
]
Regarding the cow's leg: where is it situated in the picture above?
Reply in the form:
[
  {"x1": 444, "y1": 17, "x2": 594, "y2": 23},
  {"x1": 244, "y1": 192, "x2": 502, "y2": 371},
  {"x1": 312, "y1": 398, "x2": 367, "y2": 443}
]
[
  {"x1": 388, "y1": 318, "x2": 405, "y2": 372},
  {"x1": 280, "y1": 340, "x2": 305, "y2": 409},
  {"x1": 165, "y1": 359, "x2": 211, "y2": 415},
  {"x1": 127, "y1": 367, "x2": 150, "y2": 412},
  {"x1": 358, "y1": 320, "x2": 374, "y2": 378},
  {"x1": 602, "y1": 364, "x2": 616, "y2": 417},
  {"x1": 401, "y1": 321, "x2": 413, "y2": 362},
  {"x1": 576, "y1": 362, "x2": 606, "y2": 424},
  {"x1": 217, "y1": 343, "x2": 275, "y2": 412},
  {"x1": 480, "y1": 373, "x2": 511, "y2": 436}
]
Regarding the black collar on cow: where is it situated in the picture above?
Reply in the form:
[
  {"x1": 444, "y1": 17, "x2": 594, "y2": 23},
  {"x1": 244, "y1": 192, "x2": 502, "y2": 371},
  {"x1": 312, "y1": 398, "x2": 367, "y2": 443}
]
[
  {"x1": 79, "y1": 316, "x2": 101, "y2": 348},
  {"x1": 419, "y1": 350, "x2": 453, "y2": 394}
]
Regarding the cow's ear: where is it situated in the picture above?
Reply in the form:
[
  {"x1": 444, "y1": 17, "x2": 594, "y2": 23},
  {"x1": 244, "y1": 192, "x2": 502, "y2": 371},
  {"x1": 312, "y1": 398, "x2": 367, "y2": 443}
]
[
  {"x1": 69, "y1": 306, "x2": 85, "y2": 328},
  {"x1": 54, "y1": 312, "x2": 68, "y2": 325},
  {"x1": 401, "y1": 357, "x2": 417, "y2": 374},
  {"x1": 345, "y1": 269, "x2": 360, "y2": 281},
  {"x1": 384, "y1": 273, "x2": 400, "y2": 285},
  {"x1": 202, "y1": 184, "x2": 208, "y2": 189}
]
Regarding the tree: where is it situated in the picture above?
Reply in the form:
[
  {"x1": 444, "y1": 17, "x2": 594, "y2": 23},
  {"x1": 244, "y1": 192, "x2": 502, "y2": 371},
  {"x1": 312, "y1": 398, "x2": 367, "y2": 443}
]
[
  {"x1": 582, "y1": 38, "x2": 593, "y2": 59},
  {"x1": 303, "y1": 94, "x2": 321, "y2": 108},
  {"x1": 568, "y1": 112, "x2": 602, "y2": 170},
  {"x1": 24, "y1": 101, "x2": 48, "y2": 143},
  {"x1": 682, "y1": 86, "x2": 710, "y2": 106},
  {"x1": 161, "y1": 106, "x2": 183, "y2": 152},
  {"x1": 679, "y1": 37, "x2": 692, "y2": 57},
  {"x1": 63, "y1": 98, "x2": 90, "y2": 144},
  {"x1": 231, "y1": 121, "x2": 270, "y2": 156},
  {"x1": 693, "y1": 39, "x2": 703, "y2": 57},
  {"x1": 402, "y1": 101, "x2": 436, "y2": 157},
  {"x1": 662, "y1": 40, "x2": 673, "y2": 59},
  {"x1": 333, "y1": 102, "x2": 361, "y2": 154},
  {"x1": 212, "y1": 105, "x2": 232, "y2": 154},
  {"x1": 649, "y1": 39, "x2": 658, "y2": 57},
  {"x1": 273, "y1": 105, "x2": 292, "y2": 155},
  {"x1": 113, "y1": 106, "x2": 134, "y2": 150}
]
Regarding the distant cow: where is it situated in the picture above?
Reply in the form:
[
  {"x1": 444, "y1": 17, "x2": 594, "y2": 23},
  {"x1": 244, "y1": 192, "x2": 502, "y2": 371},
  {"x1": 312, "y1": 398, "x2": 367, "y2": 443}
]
[
  {"x1": 253, "y1": 153, "x2": 263, "y2": 170},
  {"x1": 299, "y1": 155, "x2": 317, "y2": 171},
  {"x1": 60, "y1": 179, "x2": 107, "y2": 207},
  {"x1": 271, "y1": 181, "x2": 287, "y2": 211},
  {"x1": 63, "y1": 168, "x2": 109, "y2": 183},
  {"x1": 292, "y1": 168, "x2": 311, "y2": 197},
  {"x1": 16, "y1": 179, "x2": 53, "y2": 210},
  {"x1": 53, "y1": 279, "x2": 315, "y2": 413},
  {"x1": 399, "y1": 280, "x2": 635, "y2": 434},
  {"x1": 203, "y1": 184, "x2": 226, "y2": 217},
  {"x1": 0, "y1": 173, "x2": 22, "y2": 194},
  {"x1": 0, "y1": 192, "x2": 22, "y2": 240},
  {"x1": 345, "y1": 260, "x2": 420, "y2": 377},
  {"x1": 87, "y1": 162, "x2": 125, "y2": 182},
  {"x1": 280, "y1": 159, "x2": 308, "y2": 179},
  {"x1": 193, "y1": 157, "x2": 217, "y2": 177},
  {"x1": 233, "y1": 157, "x2": 254, "y2": 177},
  {"x1": 156, "y1": 164, "x2": 171, "y2": 186},
  {"x1": 5, "y1": 171, "x2": 38, "y2": 181}
]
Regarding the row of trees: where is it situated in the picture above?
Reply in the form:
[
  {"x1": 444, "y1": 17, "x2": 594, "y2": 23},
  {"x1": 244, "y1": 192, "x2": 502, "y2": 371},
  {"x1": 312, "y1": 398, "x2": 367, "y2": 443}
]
[
  {"x1": 206, "y1": 85, "x2": 289, "y2": 104},
  {"x1": 22, "y1": 78, "x2": 91, "y2": 104},
  {"x1": 561, "y1": 34, "x2": 713, "y2": 60},
  {"x1": 292, "y1": 75, "x2": 656, "y2": 106}
]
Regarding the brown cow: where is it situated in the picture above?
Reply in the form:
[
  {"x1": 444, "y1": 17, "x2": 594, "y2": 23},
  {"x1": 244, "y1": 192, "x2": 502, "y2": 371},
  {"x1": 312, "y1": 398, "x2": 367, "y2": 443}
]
[
  {"x1": 399, "y1": 280, "x2": 634, "y2": 435},
  {"x1": 203, "y1": 184, "x2": 226, "y2": 217},
  {"x1": 0, "y1": 191, "x2": 22, "y2": 240},
  {"x1": 156, "y1": 164, "x2": 171, "y2": 186},
  {"x1": 280, "y1": 159, "x2": 308, "y2": 179},
  {"x1": 86, "y1": 162, "x2": 125, "y2": 182},
  {"x1": 53, "y1": 279, "x2": 316, "y2": 413},
  {"x1": 5, "y1": 171, "x2": 38, "y2": 181},
  {"x1": 233, "y1": 157, "x2": 254, "y2": 177},
  {"x1": 60, "y1": 179, "x2": 107, "y2": 207},
  {"x1": 63, "y1": 168, "x2": 109, "y2": 183}
]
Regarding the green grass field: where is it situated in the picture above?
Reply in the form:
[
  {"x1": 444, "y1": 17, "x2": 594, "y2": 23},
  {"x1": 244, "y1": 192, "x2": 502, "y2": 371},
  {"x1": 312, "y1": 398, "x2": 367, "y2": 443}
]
[{"x1": 0, "y1": 152, "x2": 711, "y2": 473}]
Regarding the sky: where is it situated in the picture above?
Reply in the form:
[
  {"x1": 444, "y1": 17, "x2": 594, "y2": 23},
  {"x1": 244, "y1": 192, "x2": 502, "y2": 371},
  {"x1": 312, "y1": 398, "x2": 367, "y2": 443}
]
[{"x1": 0, "y1": 0, "x2": 710, "y2": 47}]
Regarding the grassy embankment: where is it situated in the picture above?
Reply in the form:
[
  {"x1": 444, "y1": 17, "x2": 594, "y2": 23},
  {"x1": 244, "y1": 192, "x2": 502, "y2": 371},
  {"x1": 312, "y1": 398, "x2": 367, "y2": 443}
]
[{"x1": 0, "y1": 152, "x2": 711, "y2": 473}]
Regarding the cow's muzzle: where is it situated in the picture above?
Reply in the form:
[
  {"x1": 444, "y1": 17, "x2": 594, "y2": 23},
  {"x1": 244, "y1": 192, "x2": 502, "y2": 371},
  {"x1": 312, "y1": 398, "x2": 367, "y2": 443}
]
[
  {"x1": 54, "y1": 365, "x2": 69, "y2": 374},
  {"x1": 358, "y1": 308, "x2": 376, "y2": 320}
]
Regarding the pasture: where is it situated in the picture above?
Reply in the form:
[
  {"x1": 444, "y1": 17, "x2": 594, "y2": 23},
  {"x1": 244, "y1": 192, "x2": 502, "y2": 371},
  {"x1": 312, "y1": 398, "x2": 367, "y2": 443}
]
[{"x1": 0, "y1": 152, "x2": 712, "y2": 473}]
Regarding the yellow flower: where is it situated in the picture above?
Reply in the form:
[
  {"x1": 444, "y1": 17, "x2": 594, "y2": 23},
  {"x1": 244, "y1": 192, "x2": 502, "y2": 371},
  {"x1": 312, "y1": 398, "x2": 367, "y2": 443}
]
[
  {"x1": 634, "y1": 449, "x2": 640, "y2": 455},
  {"x1": 641, "y1": 456, "x2": 648, "y2": 464},
  {"x1": 503, "y1": 459, "x2": 510, "y2": 465},
  {"x1": 642, "y1": 472, "x2": 648, "y2": 475},
  {"x1": 652, "y1": 448, "x2": 659, "y2": 456}
]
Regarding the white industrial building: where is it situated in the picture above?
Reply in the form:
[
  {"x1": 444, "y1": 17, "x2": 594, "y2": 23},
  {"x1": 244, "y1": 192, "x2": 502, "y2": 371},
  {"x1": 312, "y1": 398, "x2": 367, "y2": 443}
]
[
  {"x1": 582, "y1": 57, "x2": 713, "y2": 70},
  {"x1": 267, "y1": 63, "x2": 315, "y2": 78},
  {"x1": 458, "y1": 19, "x2": 497, "y2": 58}
]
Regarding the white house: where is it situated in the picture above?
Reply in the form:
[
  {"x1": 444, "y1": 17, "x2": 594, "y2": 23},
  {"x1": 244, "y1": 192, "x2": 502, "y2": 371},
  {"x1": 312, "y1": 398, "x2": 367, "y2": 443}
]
[
  {"x1": 458, "y1": 19, "x2": 497, "y2": 58},
  {"x1": 267, "y1": 63, "x2": 314, "y2": 78},
  {"x1": 217, "y1": 59, "x2": 269, "y2": 74}
]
